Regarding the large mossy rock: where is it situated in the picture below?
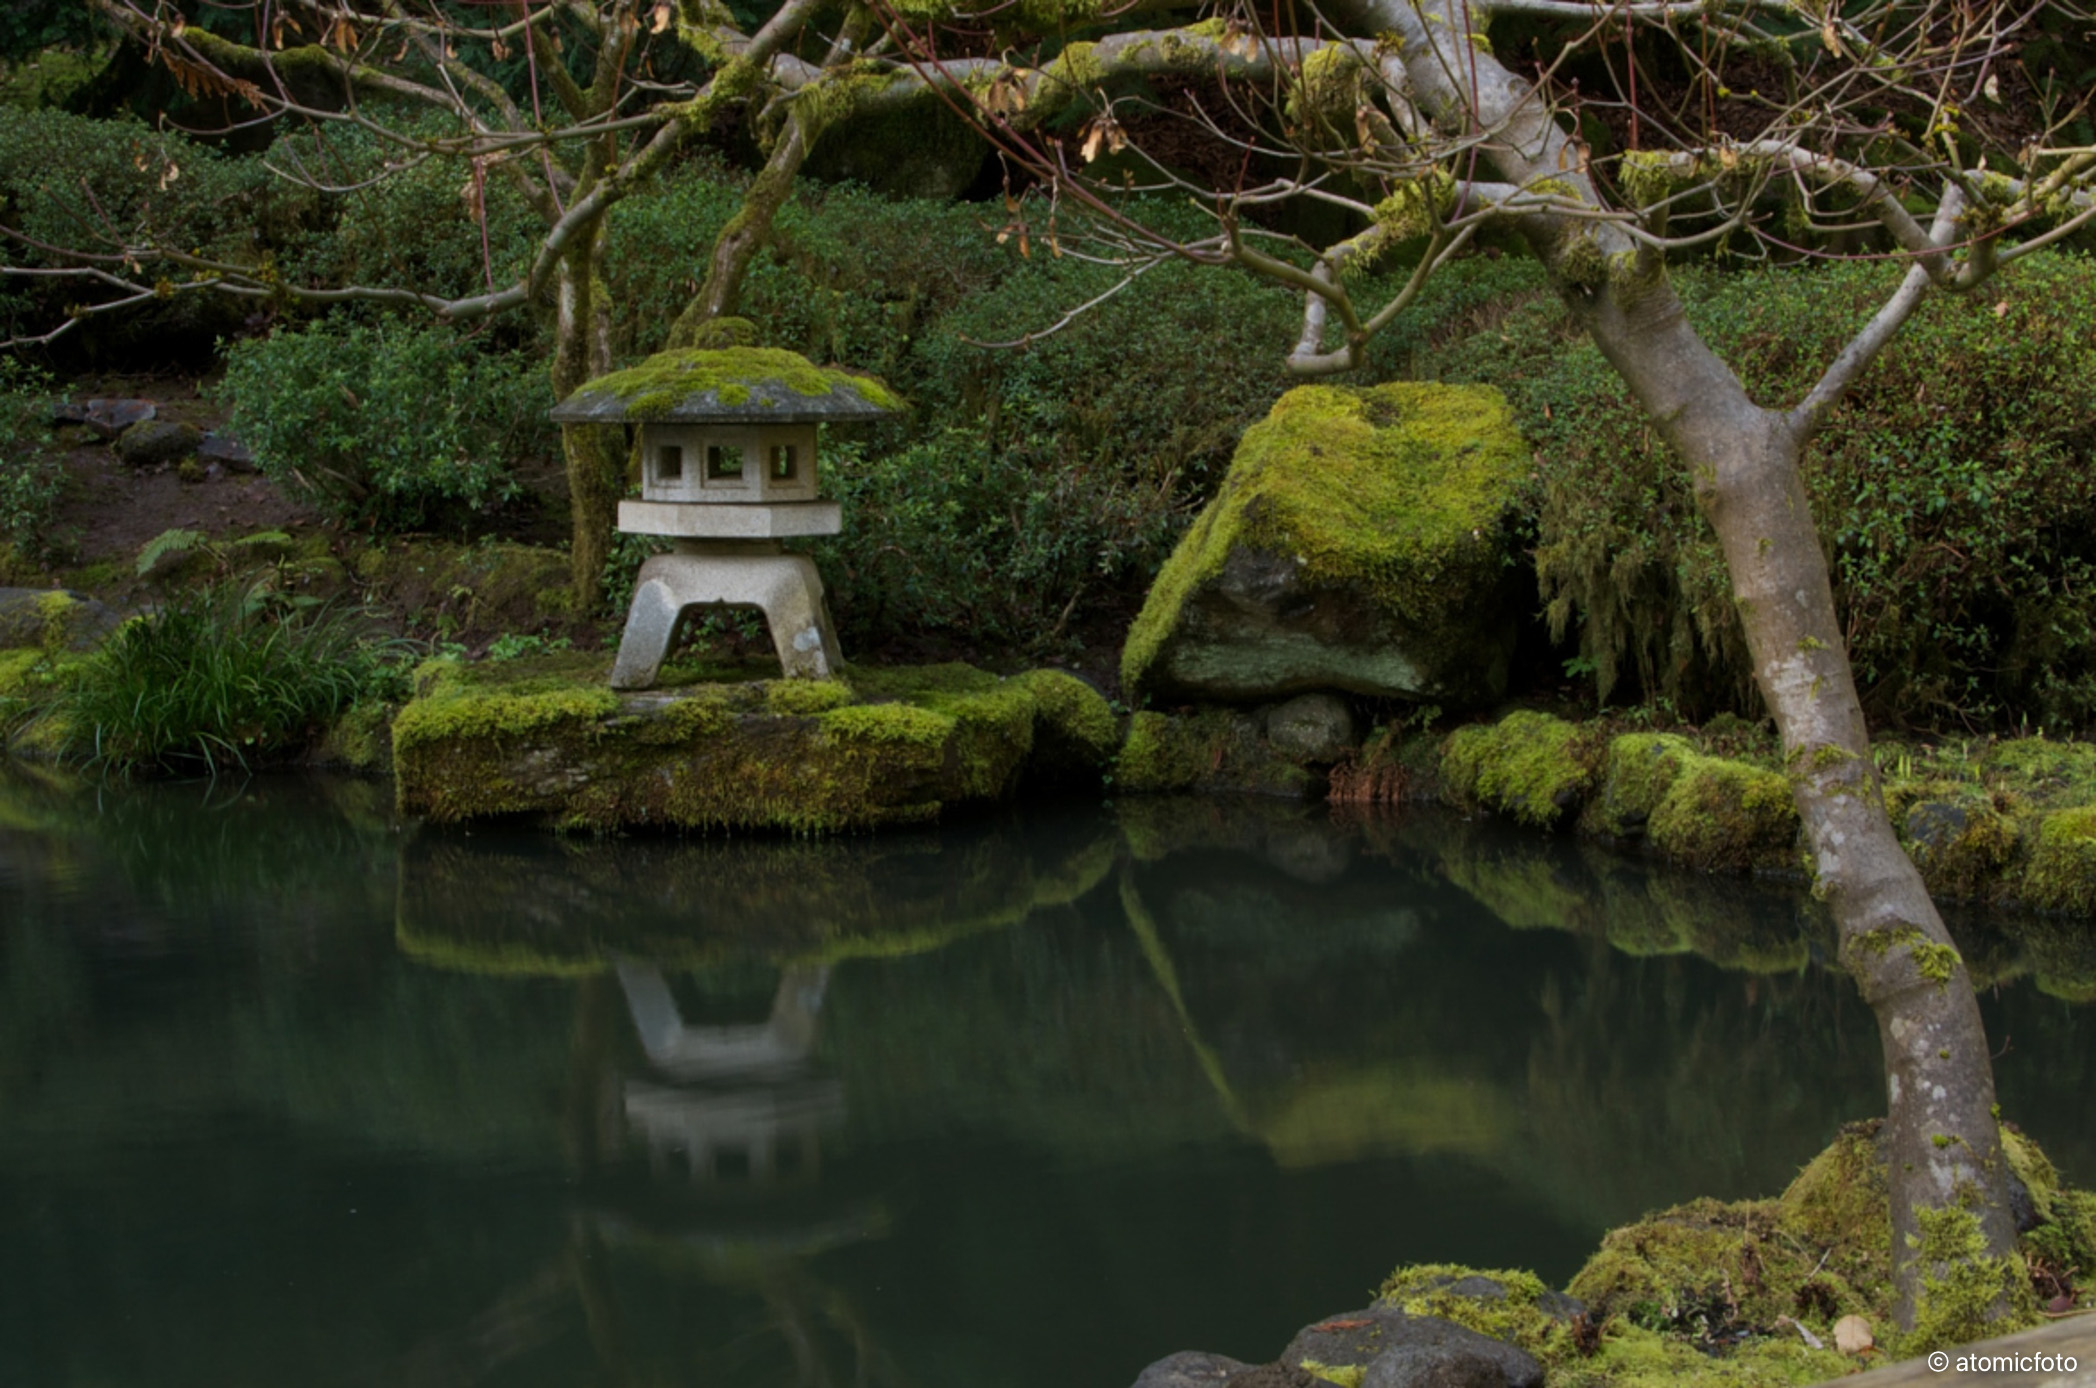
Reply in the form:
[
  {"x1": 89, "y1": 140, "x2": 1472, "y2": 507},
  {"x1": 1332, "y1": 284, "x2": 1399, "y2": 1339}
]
[
  {"x1": 391, "y1": 655, "x2": 1114, "y2": 833},
  {"x1": 1121, "y1": 382, "x2": 1530, "y2": 705}
]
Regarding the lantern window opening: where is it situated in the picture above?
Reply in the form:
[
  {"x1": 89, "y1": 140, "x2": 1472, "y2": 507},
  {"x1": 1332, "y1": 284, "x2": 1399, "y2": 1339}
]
[
  {"x1": 770, "y1": 443, "x2": 800, "y2": 481},
  {"x1": 707, "y1": 444, "x2": 745, "y2": 480},
  {"x1": 657, "y1": 444, "x2": 683, "y2": 481}
]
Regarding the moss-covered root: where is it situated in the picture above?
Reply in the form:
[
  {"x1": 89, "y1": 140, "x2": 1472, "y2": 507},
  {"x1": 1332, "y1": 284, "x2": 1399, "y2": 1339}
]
[{"x1": 1440, "y1": 711, "x2": 1598, "y2": 828}]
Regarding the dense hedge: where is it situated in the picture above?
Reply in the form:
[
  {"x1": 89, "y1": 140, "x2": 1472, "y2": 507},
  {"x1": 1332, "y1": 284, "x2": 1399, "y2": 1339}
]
[{"x1": 1436, "y1": 252, "x2": 2096, "y2": 732}]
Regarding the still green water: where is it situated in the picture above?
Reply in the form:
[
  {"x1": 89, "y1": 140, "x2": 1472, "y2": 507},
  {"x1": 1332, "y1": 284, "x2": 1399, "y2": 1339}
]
[{"x1": 2, "y1": 769, "x2": 2091, "y2": 1388}]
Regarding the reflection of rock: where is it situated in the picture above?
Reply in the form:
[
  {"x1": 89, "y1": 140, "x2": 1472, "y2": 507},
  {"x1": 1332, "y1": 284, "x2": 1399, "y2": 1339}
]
[
  {"x1": 1250, "y1": 1061, "x2": 1517, "y2": 1169},
  {"x1": 395, "y1": 812, "x2": 1116, "y2": 976},
  {"x1": 1119, "y1": 794, "x2": 1359, "y2": 883},
  {"x1": 1130, "y1": 1351, "x2": 1248, "y2": 1388}
]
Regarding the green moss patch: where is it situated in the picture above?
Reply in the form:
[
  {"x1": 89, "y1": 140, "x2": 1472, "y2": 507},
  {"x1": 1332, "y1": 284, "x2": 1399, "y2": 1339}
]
[
  {"x1": 1441, "y1": 711, "x2": 1598, "y2": 828},
  {"x1": 1562, "y1": 1120, "x2": 2080, "y2": 1366},
  {"x1": 1115, "y1": 708, "x2": 1318, "y2": 799},
  {"x1": 2020, "y1": 805, "x2": 2096, "y2": 914},
  {"x1": 1646, "y1": 757, "x2": 1798, "y2": 873},
  {"x1": 392, "y1": 657, "x2": 1074, "y2": 833},
  {"x1": 1012, "y1": 668, "x2": 1119, "y2": 787},
  {"x1": 1585, "y1": 733, "x2": 1695, "y2": 838},
  {"x1": 559, "y1": 346, "x2": 902, "y2": 419}
]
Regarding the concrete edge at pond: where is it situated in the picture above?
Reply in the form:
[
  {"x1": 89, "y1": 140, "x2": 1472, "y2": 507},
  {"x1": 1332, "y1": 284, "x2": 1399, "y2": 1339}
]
[{"x1": 1832, "y1": 1313, "x2": 2094, "y2": 1386}]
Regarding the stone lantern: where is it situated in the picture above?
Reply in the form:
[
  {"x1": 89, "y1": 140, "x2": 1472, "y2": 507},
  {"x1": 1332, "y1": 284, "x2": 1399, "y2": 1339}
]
[{"x1": 550, "y1": 347, "x2": 899, "y2": 688}]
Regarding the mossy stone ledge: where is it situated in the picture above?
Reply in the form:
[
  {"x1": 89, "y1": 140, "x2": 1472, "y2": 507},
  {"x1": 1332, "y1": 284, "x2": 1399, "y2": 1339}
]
[
  {"x1": 1120, "y1": 381, "x2": 1532, "y2": 706},
  {"x1": 390, "y1": 654, "x2": 1112, "y2": 833}
]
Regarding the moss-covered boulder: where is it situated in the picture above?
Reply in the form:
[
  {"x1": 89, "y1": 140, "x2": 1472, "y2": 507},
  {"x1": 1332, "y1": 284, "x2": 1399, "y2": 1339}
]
[
  {"x1": 1645, "y1": 756, "x2": 1798, "y2": 874},
  {"x1": 1121, "y1": 382, "x2": 1531, "y2": 706},
  {"x1": 0, "y1": 588, "x2": 120, "y2": 653},
  {"x1": 1441, "y1": 711, "x2": 1598, "y2": 828},
  {"x1": 392, "y1": 655, "x2": 1080, "y2": 832}
]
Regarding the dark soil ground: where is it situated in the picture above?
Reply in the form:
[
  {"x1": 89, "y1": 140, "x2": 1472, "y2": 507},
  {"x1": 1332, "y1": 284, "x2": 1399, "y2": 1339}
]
[{"x1": 43, "y1": 374, "x2": 325, "y2": 570}]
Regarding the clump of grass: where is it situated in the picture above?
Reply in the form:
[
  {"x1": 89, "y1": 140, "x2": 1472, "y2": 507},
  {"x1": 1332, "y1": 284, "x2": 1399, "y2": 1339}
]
[{"x1": 61, "y1": 584, "x2": 408, "y2": 776}]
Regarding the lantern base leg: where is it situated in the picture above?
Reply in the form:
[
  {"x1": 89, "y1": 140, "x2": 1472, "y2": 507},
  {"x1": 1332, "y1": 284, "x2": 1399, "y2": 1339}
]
[{"x1": 608, "y1": 547, "x2": 841, "y2": 689}]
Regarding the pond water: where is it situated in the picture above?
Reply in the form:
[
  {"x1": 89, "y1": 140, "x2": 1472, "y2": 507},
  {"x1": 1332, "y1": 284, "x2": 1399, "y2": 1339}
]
[{"x1": 2, "y1": 768, "x2": 2092, "y2": 1388}]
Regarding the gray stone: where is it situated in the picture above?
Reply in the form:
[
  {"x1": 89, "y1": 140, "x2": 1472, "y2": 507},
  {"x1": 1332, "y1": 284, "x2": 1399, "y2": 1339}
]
[
  {"x1": 1132, "y1": 1351, "x2": 1249, "y2": 1388},
  {"x1": 0, "y1": 588, "x2": 122, "y2": 652},
  {"x1": 1266, "y1": 693, "x2": 1358, "y2": 763},
  {"x1": 1282, "y1": 1308, "x2": 1541, "y2": 1388},
  {"x1": 114, "y1": 419, "x2": 203, "y2": 468},
  {"x1": 196, "y1": 431, "x2": 257, "y2": 472},
  {"x1": 69, "y1": 398, "x2": 156, "y2": 439},
  {"x1": 1361, "y1": 1329, "x2": 1545, "y2": 1388},
  {"x1": 609, "y1": 545, "x2": 840, "y2": 688}
]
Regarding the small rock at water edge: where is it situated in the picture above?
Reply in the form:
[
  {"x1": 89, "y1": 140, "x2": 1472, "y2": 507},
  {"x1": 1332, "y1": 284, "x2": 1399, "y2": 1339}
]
[{"x1": 1266, "y1": 693, "x2": 1359, "y2": 763}]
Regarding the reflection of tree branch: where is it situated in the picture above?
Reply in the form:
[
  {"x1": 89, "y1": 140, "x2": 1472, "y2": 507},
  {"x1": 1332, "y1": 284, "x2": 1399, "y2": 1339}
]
[{"x1": 387, "y1": 1257, "x2": 574, "y2": 1388}]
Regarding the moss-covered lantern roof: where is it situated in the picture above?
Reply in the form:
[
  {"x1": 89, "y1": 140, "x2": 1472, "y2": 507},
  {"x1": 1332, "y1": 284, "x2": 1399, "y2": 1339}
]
[{"x1": 548, "y1": 346, "x2": 903, "y2": 424}]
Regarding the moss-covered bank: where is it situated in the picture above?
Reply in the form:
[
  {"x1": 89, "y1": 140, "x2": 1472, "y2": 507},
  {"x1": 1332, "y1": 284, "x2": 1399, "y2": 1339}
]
[
  {"x1": 1275, "y1": 1124, "x2": 2095, "y2": 1388},
  {"x1": 1354, "y1": 709, "x2": 2096, "y2": 919},
  {"x1": 390, "y1": 653, "x2": 1114, "y2": 832}
]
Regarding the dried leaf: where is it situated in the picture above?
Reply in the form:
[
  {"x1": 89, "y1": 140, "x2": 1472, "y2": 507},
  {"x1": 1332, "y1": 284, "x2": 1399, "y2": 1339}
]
[
  {"x1": 650, "y1": 2, "x2": 674, "y2": 33},
  {"x1": 1220, "y1": 20, "x2": 1258, "y2": 60},
  {"x1": 1832, "y1": 1316, "x2": 1873, "y2": 1356},
  {"x1": 1081, "y1": 123, "x2": 1105, "y2": 163},
  {"x1": 491, "y1": 37, "x2": 510, "y2": 60},
  {"x1": 1983, "y1": 73, "x2": 2001, "y2": 103},
  {"x1": 327, "y1": 17, "x2": 359, "y2": 51},
  {"x1": 158, "y1": 161, "x2": 180, "y2": 191}
]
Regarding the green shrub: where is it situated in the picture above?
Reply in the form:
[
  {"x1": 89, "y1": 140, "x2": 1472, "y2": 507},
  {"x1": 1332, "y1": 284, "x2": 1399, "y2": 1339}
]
[
  {"x1": 220, "y1": 317, "x2": 551, "y2": 532},
  {"x1": 1437, "y1": 251, "x2": 2096, "y2": 730},
  {"x1": 59, "y1": 584, "x2": 407, "y2": 776},
  {"x1": 810, "y1": 427, "x2": 1183, "y2": 652},
  {"x1": 0, "y1": 357, "x2": 61, "y2": 563}
]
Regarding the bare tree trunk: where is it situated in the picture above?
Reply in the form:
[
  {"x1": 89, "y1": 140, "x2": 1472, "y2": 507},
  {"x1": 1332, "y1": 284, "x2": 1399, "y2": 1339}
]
[
  {"x1": 552, "y1": 224, "x2": 623, "y2": 608},
  {"x1": 1566, "y1": 276, "x2": 2017, "y2": 1327}
]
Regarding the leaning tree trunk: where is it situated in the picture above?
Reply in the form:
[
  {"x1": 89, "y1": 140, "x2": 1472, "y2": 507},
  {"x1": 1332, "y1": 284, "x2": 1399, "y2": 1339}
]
[
  {"x1": 552, "y1": 223, "x2": 624, "y2": 609},
  {"x1": 664, "y1": 115, "x2": 811, "y2": 348},
  {"x1": 1568, "y1": 276, "x2": 2018, "y2": 1328}
]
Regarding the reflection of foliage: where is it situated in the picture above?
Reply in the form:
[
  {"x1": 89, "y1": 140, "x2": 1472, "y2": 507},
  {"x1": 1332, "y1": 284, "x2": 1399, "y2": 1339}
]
[{"x1": 395, "y1": 814, "x2": 1117, "y2": 977}]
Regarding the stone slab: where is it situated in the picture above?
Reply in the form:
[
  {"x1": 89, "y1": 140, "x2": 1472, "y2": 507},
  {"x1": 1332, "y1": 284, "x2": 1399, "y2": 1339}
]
[{"x1": 618, "y1": 499, "x2": 842, "y2": 538}]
